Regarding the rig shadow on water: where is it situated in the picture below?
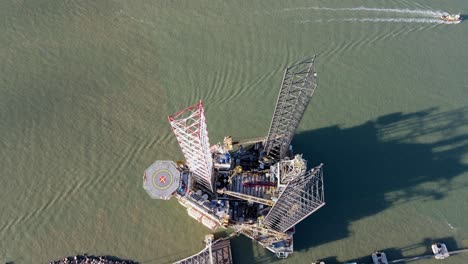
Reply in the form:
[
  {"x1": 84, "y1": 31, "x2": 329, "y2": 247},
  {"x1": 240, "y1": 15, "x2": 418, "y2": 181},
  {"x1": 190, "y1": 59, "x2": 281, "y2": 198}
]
[
  {"x1": 229, "y1": 107, "x2": 468, "y2": 263},
  {"x1": 290, "y1": 107, "x2": 468, "y2": 256}
]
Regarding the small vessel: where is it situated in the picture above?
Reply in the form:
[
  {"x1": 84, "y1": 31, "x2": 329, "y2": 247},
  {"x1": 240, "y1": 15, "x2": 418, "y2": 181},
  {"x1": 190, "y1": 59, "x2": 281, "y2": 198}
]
[
  {"x1": 432, "y1": 242, "x2": 450, "y2": 259},
  {"x1": 372, "y1": 251, "x2": 388, "y2": 264},
  {"x1": 439, "y1": 14, "x2": 462, "y2": 23}
]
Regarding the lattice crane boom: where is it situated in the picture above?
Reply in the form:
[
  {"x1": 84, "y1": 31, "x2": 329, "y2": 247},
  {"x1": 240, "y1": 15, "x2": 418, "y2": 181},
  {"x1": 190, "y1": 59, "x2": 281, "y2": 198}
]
[
  {"x1": 264, "y1": 163, "x2": 325, "y2": 232},
  {"x1": 264, "y1": 58, "x2": 318, "y2": 160},
  {"x1": 168, "y1": 101, "x2": 214, "y2": 192}
]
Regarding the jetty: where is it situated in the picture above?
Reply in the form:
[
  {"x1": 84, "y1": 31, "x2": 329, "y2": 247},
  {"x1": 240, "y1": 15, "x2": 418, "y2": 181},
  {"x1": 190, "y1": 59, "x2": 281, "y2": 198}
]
[
  {"x1": 175, "y1": 235, "x2": 233, "y2": 264},
  {"x1": 329, "y1": 242, "x2": 468, "y2": 264},
  {"x1": 387, "y1": 247, "x2": 468, "y2": 263}
]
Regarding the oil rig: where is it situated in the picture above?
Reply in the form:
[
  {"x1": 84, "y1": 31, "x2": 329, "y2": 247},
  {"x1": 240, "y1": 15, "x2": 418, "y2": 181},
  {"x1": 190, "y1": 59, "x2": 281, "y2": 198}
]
[{"x1": 143, "y1": 58, "x2": 325, "y2": 259}]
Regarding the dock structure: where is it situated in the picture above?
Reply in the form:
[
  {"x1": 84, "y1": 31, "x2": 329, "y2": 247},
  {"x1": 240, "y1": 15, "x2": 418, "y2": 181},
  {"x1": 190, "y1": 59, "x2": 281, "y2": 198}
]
[
  {"x1": 348, "y1": 243, "x2": 468, "y2": 264},
  {"x1": 144, "y1": 58, "x2": 325, "y2": 259},
  {"x1": 387, "y1": 243, "x2": 468, "y2": 263},
  {"x1": 315, "y1": 245, "x2": 468, "y2": 264},
  {"x1": 387, "y1": 250, "x2": 468, "y2": 263},
  {"x1": 175, "y1": 237, "x2": 233, "y2": 264},
  {"x1": 386, "y1": 248, "x2": 468, "y2": 263}
]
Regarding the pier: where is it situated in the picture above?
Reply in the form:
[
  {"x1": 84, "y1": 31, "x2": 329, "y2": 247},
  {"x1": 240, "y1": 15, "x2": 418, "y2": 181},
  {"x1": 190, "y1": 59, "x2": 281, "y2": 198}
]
[
  {"x1": 314, "y1": 243, "x2": 468, "y2": 264},
  {"x1": 387, "y1": 248, "x2": 468, "y2": 263},
  {"x1": 174, "y1": 235, "x2": 233, "y2": 264}
]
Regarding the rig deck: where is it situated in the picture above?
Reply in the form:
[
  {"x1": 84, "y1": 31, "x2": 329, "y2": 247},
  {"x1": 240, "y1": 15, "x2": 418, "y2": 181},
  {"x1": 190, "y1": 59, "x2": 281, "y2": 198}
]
[
  {"x1": 175, "y1": 236, "x2": 233, "y2": 264},
  {"x1": 144, "y1": 58, "x2": 325, "y2": 259}
]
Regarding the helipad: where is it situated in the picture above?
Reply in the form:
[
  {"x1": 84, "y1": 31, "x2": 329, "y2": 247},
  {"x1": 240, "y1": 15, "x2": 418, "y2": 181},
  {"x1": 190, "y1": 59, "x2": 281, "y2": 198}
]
[{"x1": 143, "y1": 160, "x2": 180, "y2": 200}]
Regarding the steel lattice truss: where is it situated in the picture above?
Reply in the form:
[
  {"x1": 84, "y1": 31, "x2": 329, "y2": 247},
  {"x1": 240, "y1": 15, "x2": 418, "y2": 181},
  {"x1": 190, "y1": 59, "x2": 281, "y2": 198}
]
[
  {"x1": 168, "y1": 101, "x2": 213, "y2": 192},
  {"x1": 175, "y1": 245, "x2": 212, "y2": 264},
  {"x1": 264, "y1": 58, "x2": 318, "y2": 160},
  {"x1": 235, "y1": 224, "x2": 289, "y2": 241},
  {"x1": 274, "y1": 154, "x2": 307, "y2": 187},
  {"x1": 264, "y1": 163, "x2": 325, "y2": 232},
  {"x1": 175, "y1": 238, "x2": 233, "y2": 264}
]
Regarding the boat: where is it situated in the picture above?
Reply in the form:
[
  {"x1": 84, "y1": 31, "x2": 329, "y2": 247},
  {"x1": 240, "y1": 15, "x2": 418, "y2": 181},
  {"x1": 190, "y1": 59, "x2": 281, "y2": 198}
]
[
  {"x1": 371, "y1": 251, "x2": 388, "y2": 264},
  {"x1": 439, "y1": 14, "x2": 462, "y2": 23},
  {"x1": 432, "y1": 242, "x2": 450, "y2": 259}
]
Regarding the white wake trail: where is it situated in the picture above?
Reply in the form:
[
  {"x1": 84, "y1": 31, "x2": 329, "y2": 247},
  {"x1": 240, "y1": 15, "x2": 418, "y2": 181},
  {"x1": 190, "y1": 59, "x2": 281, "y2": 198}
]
[
  {"x1": 304, "y1": 18, "x2": 457, "y2": 24},
  {"x1": 285, "y1": 6, "x2": 447, "y2": 17}
]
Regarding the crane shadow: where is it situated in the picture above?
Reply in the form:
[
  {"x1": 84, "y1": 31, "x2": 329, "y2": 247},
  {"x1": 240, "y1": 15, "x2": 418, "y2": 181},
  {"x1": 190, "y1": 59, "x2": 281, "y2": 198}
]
[{"x1": 289, "y1": 107, "x2": 468, "y2": 253}]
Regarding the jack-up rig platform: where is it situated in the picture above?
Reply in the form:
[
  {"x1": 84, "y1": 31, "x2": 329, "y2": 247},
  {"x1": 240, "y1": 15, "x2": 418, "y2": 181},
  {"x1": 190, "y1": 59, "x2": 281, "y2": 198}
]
[{"x1": 143, "y1": 58, "x2": 324, "y2": 259}]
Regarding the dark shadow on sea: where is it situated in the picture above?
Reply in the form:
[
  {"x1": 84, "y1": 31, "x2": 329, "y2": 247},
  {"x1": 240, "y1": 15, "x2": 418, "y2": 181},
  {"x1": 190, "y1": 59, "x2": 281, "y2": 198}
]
[
  {"x1": 343, "y1": 236, "x2": 459, "y2": 264},
  {"x1": 231, "y1": 107, "x2": 468, "y2": 263},
  {"x1": 293, "y1": 107, "x2": 468, "y2": 253}
]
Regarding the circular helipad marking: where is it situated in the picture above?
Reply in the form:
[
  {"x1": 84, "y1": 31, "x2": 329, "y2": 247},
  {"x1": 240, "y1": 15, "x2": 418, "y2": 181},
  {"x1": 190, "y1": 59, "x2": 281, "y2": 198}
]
[{"x1": 152, "y1": 169, "x2": 173, "y2": 190}]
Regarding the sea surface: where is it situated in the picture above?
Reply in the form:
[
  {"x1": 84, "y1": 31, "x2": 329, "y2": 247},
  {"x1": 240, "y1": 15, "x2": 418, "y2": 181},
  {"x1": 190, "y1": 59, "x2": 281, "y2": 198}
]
[{"x1": 1, "y1": 1, "x2": 468, "y2": 263}]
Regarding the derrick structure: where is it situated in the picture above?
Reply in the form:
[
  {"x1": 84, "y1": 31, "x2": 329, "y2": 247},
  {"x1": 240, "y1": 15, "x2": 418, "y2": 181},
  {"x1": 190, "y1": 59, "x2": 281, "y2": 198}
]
[
  {"x1": 264, "y1": 164, "x2": 325, "y2": 232},
  {"x1": 273, "y1": 155, "x2": 307, "y2": 188},
  {"x1": 168, "y1": 101, "x2": 213, "y2": 192},
  {"x1": 264, "y1": 58, "x2": 318, "y2": 160}
]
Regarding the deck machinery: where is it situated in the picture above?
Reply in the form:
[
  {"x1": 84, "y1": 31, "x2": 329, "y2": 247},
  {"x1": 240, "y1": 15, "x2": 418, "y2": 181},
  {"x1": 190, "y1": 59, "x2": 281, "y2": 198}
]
[{"x1": 143, "y1": 58, "x2": 325, "y2": 259}]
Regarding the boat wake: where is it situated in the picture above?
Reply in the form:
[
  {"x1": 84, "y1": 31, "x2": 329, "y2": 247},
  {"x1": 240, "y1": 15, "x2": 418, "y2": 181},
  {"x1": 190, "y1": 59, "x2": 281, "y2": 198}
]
[
  {"x1": 284, "y1": 6, "x2": 447, "y2": 17},
  {"x1": 304, "y1": 17, "x2": 459, "y2": 24}
]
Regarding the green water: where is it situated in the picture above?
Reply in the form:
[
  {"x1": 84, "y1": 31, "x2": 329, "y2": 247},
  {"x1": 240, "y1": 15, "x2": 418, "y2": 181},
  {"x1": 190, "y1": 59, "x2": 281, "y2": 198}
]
[{"x1": 1, "y1": 1, "x2": 468, "y2": 263}]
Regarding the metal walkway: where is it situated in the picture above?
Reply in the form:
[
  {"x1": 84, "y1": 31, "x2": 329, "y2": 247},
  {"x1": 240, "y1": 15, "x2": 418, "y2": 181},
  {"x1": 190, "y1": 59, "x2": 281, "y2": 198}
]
[{"x1": 174, "y1": 238, "x2": 233, "y2": 264}]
